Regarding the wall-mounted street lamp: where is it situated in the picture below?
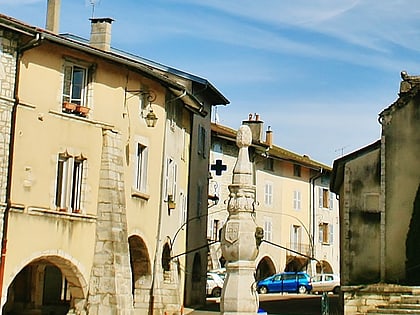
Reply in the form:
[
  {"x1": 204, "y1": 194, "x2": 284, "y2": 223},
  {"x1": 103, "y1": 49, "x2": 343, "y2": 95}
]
[{"x1": 125, "y1": 88, "x2": 158, "y2": 127}]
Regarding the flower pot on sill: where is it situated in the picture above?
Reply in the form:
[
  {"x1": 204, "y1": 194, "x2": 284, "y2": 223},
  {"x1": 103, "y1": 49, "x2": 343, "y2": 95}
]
[
  {"x1": 73, "y1": 209, "x2": 81, "y2": 214},
  {"x1": 59, "y1": 207, "x2": 68, "y2": 212},
  {"x1": 75, "y1": 105, "x2": 90, "y2": 116},
  {"x1": 63, "y1": 102, "x2": 77, "y2": 112}
]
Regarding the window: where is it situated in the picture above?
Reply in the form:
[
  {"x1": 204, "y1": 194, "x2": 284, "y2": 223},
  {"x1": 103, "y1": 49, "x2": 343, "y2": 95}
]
[
  {"x1": 212, "y1": 142, "x2": 222, "y2": 154},
  {"x1": 290, "y1": 225, "x2": 302, "y2": 252},
  {"x1": 179, "y1": 192, "x2": 187, "y2": 226},
  {"x1": 62, "y1": 64, "x2": 89, "y2": 106},
  {"x1": 293, "y1": 190, "x2": 301, "y2": 210},
  {"x1": 134, "y1": 143, "x2": 148, "y2": 193},
  {"x1": 318, "y1": 222, "x2": 330, "y2": 244},
  {"x1": 165, "y1": 158, "x2": 177, "y2": 199},
  {"x1": 264, "y1": 158, "x2": 274, "y2": 171},
  {"x1": 55, "y1": 152, "x2": 86, "y2": 213},
  {"x1": 319, "y1": 187, "x2": 333, "y2": 209},
  {"x1": 263, "y1": 216, "x2": 272, "y2": 242},
  {"x1": 293, "y1": 164, "x2": 301, "y2": 177},
  {"x1": 210, "y1": 219, "x2": 220, "y2": 241},
  {"x1": 181, "y1": 128, "x2": 187, "y2": 161},
  {"x1": 264, "y1": 182, "x2": 273, "y2": 206}
]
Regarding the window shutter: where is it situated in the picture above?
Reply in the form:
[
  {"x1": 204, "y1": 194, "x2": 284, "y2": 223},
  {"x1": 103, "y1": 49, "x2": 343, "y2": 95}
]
[{"x1": 318, "y1": 187, "x2": 323, "y2": 208}]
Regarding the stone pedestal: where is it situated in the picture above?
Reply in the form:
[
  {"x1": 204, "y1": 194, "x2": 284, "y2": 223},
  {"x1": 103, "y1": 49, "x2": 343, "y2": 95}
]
[{"x1": 220, "y1": 125, "x2": 259, "y2": 315}]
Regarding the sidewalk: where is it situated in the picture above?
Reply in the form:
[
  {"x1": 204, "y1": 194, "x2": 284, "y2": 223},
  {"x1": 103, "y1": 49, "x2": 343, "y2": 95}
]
[{"x1": 184, "y1": 299, "x2": 220, "y2": 314}]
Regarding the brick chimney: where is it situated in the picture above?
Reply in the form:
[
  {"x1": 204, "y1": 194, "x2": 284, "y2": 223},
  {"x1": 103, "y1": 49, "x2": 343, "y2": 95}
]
[
  {"x1": 46, "y1": 0, "x2": 61, "y2": 33},
  {"x1": 89, "y1": 18, "x2": 114, "y2": 51}
]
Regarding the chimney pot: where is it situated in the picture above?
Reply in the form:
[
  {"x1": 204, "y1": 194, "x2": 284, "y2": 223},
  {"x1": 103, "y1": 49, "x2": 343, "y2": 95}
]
[
  {"x1": 242, "y1": 115, "x2": 264, "y2": 142},
  {"x1": 265, "y1": 127, "x2": 273, "y2": 147}
]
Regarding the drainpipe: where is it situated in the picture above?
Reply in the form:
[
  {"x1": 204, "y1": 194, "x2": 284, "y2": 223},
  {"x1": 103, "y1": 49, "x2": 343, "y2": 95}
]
[{"x1": 0, "y1": 33, "x2": 43, "y2": 306}]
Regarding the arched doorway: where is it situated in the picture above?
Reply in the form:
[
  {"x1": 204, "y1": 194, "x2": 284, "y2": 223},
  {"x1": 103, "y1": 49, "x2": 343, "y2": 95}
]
[
  {"x1": 2, "y1": 256, "x2": 86, "y2": 315},
  {"x1": 316, "y1": 260, "x2": 333, "y2": 274},
  {"x1": 128, "y1": 235, "x2": 151, "y2": 310},
  {"x1": 285, "y1": 256, "x2": 309, "y2": 272},
  {"x1": 256, "y1": 256, "x2": 276, "y2": 281}
]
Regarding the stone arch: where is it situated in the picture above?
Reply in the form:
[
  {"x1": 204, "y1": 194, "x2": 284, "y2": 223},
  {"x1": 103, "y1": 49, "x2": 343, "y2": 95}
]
[
  {"x1": 285, "y1": 256, "x2": 309, "y2": 272},
  {"x1": 192, "y1": 253, "x2": 202, "y2": 283},
  {"x1": 162, "y1": 242, "x2": 171, "y2": 272},
  {"x1": 316, "y1": 260, "x2": 334, "y2": 274},
  {"x1": 128, "y1": 235, "x2": 152, "y2": 310},
  {"x1": 255, "y1": 256, "x2": 276, "y2": 281},
  {"x1": 2, "y1": 253, "x2": 87, "y2": 314}
]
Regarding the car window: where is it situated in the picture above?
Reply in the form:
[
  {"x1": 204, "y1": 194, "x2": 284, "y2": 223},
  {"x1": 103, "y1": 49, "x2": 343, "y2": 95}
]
[
  {"x1": 313, "y1": 275, "x2": 322, "y2": 282},
  {"x1": 273, "y1": 275, "x2": 281, "y2": 281},
  {"x1": 297, "y1": 274, "x2": 306, "y2": 280},
  {"x1": 283, "y1": 274, "x2": 295, "y2": 281},
  {"x1": 325, "y1": 275, "x2": 334, "y2": 281}
]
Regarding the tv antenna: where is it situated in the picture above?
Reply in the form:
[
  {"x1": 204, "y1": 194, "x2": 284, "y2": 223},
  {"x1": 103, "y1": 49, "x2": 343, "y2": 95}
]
[
  {"x1": 335, "y1": 145, "x2": 349, "y2": 157},
  {"x1": 89, "y1": 0, "x2": 100, "y2": 18}
]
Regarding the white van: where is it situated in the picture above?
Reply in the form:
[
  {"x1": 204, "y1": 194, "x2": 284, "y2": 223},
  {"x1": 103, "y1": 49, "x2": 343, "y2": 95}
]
[{"x1": 311, "y1": 274, "x2": 340, "y2": 294}]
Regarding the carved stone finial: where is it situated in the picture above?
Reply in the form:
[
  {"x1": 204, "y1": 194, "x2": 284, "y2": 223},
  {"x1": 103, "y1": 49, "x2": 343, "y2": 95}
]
[
  {"x1": 232, "y1": 125, "x2": 253, "y2": 185},
  {"x1": 236, "y1": 125, "x2": 252, "y2": 148}
]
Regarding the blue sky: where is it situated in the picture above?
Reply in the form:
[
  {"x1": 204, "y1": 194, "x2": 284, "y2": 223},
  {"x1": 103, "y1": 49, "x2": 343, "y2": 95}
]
[{"x1": 2, "y1": 0, "x2": 420, "y2": 165}]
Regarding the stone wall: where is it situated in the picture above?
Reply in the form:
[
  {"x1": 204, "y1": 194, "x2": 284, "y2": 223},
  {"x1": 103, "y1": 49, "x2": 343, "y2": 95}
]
[{"x1": 0, "y1": 28, "x2": 18, "y2": 260}]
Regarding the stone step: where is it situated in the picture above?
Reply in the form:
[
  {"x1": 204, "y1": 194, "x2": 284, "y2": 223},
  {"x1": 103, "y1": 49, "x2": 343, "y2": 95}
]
[
  {"x1": 367, "y1": 306, "x2": 420, "y2": 314},
  {"x1": 401, "y1": 295, "x2": 420, "y2": 304}
]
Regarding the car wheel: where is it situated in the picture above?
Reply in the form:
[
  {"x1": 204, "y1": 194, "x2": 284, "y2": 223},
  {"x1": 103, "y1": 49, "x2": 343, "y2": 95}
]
[
  {"x1": 258, "y1": 286, "x2": 268, "y2": 294},
  {"x1": 298, "y1": 285, "x2": 307, "y2": 294},
  {"x1": 212, "y1": 287, "x2": 222, "y2": 297},
  {"x1": 333, "y1": 286, "x2": 340, "y2": 294}
]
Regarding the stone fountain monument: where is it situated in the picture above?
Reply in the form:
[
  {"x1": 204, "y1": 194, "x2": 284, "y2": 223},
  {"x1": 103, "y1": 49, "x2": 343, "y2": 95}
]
[{"x1": 220, "y1": 124, "x2": 261, "y2": 315}]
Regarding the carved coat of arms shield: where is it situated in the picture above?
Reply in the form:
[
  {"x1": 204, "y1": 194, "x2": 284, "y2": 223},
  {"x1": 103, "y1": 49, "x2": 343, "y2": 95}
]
[{"x1": 225, "y1": 221, "x2": 239, "y2": 244}]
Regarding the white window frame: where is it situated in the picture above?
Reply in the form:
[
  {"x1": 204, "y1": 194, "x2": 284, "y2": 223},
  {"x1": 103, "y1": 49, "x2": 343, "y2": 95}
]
[
  {"x1": 62, "y1": 63, "x2": 89, "y2": 106},
  {"x1": 264, "y1": 181, "x2": 273, "y2": 206},
  {"x1": 134, "y1": 143, "x2": 148, "y2": 193},
  {"x1": 55, "y1": 153, "x2": 86, "y2": 213},
  {"x1": 165, "y1": 157, "x2": 178, "y2": 202},
  {"x1": 290, "y1": 225, "x2": 302, "y2": 252},
  {"x1": 293, "y1": 190, "x2": 301, "y2": 210},
  {"x1": 263, "y1": 216, "x2": 272, "y2": 242}
]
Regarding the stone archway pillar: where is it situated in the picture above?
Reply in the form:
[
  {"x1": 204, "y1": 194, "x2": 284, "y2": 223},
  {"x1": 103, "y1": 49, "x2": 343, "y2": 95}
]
[{"x1": 87, "y1": 130, "x2": 133, "y2": 314}]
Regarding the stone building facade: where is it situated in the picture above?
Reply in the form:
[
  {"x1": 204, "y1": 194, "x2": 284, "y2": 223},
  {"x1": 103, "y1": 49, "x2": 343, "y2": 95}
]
[
  {"x1": 331, "y1": 72, "x2": 420, "y2": 314},
  {"x1": 0, "y1": 7, "x2": 228, "y2": 315},
  {"x1": 208, "y1": 117, "x2": 340, "y2": 280}
]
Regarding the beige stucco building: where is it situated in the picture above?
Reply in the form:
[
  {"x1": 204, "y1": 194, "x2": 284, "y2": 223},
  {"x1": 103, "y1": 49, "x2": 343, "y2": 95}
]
[
  {"x1": 208, "y1": 116, "x2": 339, "y2": 281},
  {"x1": 0, "y1": 4, "x2": 228, "y2": 314},
  {"x1": 331, "y1": 71, "x2": 420, "y2": 314}
]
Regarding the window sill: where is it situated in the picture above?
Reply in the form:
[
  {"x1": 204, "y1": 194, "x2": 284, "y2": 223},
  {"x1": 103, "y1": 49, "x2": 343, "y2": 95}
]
[
  {"x1": 131, "y1": 189, "x2": 150, "y2": 200},
  {"x1": 26, "y1": 207, "x2": 96, "y2": 221}
]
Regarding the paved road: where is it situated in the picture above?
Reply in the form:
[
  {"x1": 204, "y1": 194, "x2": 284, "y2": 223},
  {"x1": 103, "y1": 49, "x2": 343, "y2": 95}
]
[{"x1": 186, "y1": 293, "x2": 341, "y2": 315}]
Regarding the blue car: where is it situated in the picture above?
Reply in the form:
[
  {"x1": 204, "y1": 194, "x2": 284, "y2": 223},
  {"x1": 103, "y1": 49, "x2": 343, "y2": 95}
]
[{"x1": 257, "y1": 272, "x2": 312, "y2": 294}]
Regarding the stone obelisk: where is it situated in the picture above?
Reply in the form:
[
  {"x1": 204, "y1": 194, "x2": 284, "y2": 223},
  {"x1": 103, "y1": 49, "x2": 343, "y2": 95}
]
[{"x1": 220, "y1": 124, "x2": 260, "y2": 315}]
